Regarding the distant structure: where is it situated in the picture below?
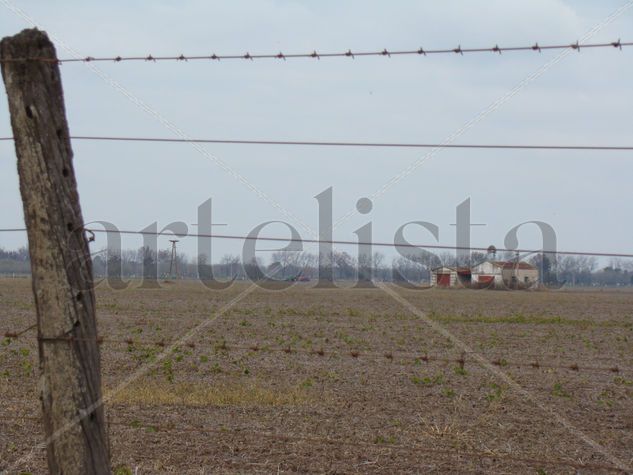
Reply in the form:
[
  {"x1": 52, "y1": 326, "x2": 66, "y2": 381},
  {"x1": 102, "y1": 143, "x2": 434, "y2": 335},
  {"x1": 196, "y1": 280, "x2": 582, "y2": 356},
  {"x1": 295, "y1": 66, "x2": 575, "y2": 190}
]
[
  {"x1": 431, "y1": 245, "x2": 539, "y2": 289},
  {"x1": 168, "y1": 240, "x2": 179, "y2": 279},
  {"x1": 470, "y1": 260, "x2": 538, "y2": 288},
  {"x1": 430, "y1": 266, "x2": 471, "y2": 288}
]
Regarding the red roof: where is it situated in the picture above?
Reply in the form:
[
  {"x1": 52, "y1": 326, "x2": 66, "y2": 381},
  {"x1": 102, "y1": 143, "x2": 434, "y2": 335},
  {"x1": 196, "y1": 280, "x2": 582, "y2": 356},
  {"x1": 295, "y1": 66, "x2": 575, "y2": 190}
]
[{"x1": 495, "y1": 261, "x2": 536, "y2": 270}]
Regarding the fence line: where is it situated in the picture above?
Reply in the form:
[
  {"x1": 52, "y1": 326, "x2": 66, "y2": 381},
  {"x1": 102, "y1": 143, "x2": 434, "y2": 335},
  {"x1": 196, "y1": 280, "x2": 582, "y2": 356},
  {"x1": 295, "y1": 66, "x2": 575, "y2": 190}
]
[
  {"x1": 1, "y1": 227, "x2": 632, "y2": 259},
  {"x1": 1, "y1": 27, "x2": 631, "y2": 474},
  {"x1": 0, "y1": 40, "x2": 630, "y2": 64},
  {"x1": 24, "y1": 306, "x2": 628, "y2": 364},
  {"x1": 2, "y1": 135, "x2": 633, "y2": 151},
  {"x1": 2, "y1": 332, "x2": 628, "y2": 375},
  {"x1": 4, "y1": 313, "x2": 631, "y2": 366}
]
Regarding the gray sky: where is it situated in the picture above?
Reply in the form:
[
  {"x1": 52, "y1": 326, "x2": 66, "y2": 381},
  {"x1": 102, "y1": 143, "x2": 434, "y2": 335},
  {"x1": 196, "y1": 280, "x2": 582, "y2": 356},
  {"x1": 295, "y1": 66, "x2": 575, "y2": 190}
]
[{"x1": 1, "y1": 0, "x2": 632, "y2": 263}]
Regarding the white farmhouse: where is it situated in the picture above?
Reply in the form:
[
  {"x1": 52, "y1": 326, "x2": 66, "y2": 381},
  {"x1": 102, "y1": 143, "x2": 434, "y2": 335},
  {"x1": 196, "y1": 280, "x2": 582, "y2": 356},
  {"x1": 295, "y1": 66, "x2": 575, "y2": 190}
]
[{"x1": 471, "y1": 260, "x2": 538, "y2": 288}]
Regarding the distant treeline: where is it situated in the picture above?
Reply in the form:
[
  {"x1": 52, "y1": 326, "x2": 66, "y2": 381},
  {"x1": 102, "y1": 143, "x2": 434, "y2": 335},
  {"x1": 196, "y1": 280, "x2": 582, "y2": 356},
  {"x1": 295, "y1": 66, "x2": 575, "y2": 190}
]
[
  {"x1": 1, "y1": 246, "x2": 632, "y2": 287},
  {"x1": 0, "y1": 247, "x2": 30, "y2": 275}
]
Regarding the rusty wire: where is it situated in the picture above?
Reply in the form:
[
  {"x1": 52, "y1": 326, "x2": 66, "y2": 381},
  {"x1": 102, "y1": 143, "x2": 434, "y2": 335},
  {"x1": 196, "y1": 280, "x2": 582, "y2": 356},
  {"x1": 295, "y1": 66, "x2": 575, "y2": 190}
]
[
  {"x1": 2, "y1": 331, "x2": 628, "y2": 375},
  {"x1": 1, "y1": 323, "x2": 36, "y2": 340},
  {"x1": 0, "y1": 40, "x2": 630, "y2": 64},
  {"x1": 92, "y1": 312, "x2": 633, "y2": 365}
]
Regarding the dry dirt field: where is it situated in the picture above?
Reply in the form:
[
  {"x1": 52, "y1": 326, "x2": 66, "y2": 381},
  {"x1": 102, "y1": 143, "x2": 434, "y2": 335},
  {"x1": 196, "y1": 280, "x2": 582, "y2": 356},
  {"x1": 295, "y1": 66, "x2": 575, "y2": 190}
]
[{"x1": 1, "y1": 278, "x2": 632, "y2": 474}]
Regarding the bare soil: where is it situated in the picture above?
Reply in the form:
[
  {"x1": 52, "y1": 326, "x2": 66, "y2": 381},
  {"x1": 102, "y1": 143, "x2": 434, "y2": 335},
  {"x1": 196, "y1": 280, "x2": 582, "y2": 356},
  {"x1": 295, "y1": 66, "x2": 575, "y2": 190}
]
[{"x1": 1, "y1": 279, "x2": 632, "y2": 474}]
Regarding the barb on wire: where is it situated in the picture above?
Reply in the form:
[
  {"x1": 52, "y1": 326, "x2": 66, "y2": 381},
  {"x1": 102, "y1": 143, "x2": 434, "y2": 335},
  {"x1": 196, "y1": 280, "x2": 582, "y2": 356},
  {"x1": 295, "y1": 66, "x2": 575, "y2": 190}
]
[
  {"x1": 0, "y1": 40, "x2": 630, "y2": 64},
  {"x1": 2, "y1": 323, "x2": 36, "y2": 340}
]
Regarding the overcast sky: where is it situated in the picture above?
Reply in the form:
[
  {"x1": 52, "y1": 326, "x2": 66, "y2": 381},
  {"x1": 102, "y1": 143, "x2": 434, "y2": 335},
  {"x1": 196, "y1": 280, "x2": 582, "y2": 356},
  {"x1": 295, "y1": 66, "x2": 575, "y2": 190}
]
[{"x1": 1, "y1": 0, "x2": 632, "y2": 263}]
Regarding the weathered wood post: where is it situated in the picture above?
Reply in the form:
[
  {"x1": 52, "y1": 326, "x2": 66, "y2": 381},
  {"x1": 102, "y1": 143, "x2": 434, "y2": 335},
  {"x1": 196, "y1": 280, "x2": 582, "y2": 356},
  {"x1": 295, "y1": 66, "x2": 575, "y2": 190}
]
[{"x1": 0, "y1": 29, "x2": 110, "y2": 474}]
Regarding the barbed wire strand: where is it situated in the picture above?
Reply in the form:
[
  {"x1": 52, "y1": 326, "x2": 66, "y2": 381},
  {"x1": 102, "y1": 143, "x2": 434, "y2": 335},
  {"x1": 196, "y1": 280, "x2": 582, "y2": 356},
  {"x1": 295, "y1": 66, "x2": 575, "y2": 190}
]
[
  {"x1": 61, "y1": 310, "x2": 633, "y2": 364},
  {"x1": 1, "y1": 227, "x2": 631, "y2": 259},
  {"x1": 0, "y1": 40, "x2": 630, "y2": 64},
  {"x1": 3, "y1": 310, "x2": 630, "y2": 365},
  {"x1": 2, "y1": 323, "x2": 36, "y2": 339},
  {"x1": 1, "y1": 135, "x2": 633, "y2": 151},
  {"x1": 2, "y1": 331, "x2": 628, "y2": 375},
  {"x1": 0, "y1": 413, "x2": 623, "y2": 472}
]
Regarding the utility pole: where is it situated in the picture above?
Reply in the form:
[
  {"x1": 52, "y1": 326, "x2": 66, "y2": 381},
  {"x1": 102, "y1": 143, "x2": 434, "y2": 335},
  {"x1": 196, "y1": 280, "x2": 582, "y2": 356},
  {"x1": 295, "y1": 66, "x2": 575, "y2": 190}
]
[
  {"x1": 1, "y1": 29, "x2": 110, "y2": 474},
  {"x1": 514, "y1": 250, "x2": 520, "y2": 289},
  {"x1": 169, "y1": 239, "x2": 179, "y2": 279}
]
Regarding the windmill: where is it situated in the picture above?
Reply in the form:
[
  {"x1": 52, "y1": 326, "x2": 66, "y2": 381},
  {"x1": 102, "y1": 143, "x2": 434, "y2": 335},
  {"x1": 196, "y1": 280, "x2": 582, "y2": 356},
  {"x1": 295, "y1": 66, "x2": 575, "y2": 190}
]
[{"x1": 168, "y1": 239, "x2": 180, "y2": 279}]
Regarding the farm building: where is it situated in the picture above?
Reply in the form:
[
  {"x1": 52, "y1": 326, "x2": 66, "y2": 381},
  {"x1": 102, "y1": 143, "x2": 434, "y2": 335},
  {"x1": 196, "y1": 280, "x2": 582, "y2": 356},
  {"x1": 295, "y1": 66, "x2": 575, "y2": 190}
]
[
  {"x1": 471, "y1": 260, "x2": 538, "y2": 288},
  {"x1": 430, "y1": 266, "x2": 471, "y2": 288}
]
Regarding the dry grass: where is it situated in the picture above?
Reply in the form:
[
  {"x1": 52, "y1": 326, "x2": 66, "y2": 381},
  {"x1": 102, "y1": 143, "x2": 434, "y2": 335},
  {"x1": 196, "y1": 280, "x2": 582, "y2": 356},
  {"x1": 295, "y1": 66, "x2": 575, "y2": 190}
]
[
  {"x1": 2, "y1": 279, "x2": 633, "y2": 473},
  {"x1": 110, "y1": 381, "x2": 311, "y2": 407}
]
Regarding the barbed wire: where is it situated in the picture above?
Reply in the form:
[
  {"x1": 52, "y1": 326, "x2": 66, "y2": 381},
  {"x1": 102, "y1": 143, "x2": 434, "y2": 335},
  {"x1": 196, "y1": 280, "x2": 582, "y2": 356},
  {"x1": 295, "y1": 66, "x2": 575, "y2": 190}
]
[
  {"x1": 2, "y1": 331, "x2": 628, "y2": 375},
  {"x1": 3, "y1": 313, "x2": 631, "y2": 365},
  {"x1": 0, "y1": 413, "x2": 623, "y2": 472},
  {"x1": 2, "y1": 135, "x2": 633, "y2": 151},
  {"x1": 0, "y1": 40, "x2": 630, "y2": 64},
  {"x1": 1, "y1": 227, "x2": 632, "y2": 259},
  {"x1": 81, "y1": 310, "x2": 633, "y2": 364},
  {"x1": 1, "y1": 33, "x2": 631, "y2": 475},
  {"x1": 1, "y1": 323, "x2": 36, "y2": 340}
]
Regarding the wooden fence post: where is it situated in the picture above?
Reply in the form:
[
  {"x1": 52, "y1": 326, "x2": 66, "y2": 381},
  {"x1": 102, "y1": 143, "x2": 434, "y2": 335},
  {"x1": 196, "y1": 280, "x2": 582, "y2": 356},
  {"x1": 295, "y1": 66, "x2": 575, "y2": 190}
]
[{"x1": 0, "y1": 29, "x2": 110, "y2": 474}]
